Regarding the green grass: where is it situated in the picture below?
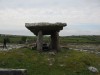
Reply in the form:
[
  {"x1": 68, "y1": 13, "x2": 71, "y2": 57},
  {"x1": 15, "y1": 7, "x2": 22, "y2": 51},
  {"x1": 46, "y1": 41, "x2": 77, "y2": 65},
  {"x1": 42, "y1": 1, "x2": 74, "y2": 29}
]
[
  {"x1": 0, "y1": 35, "x2": 100, "y2": 44},
  {"x1": 60, "y1": 36, "x2": 100, "y2": 45},
  {"x1": 0, "y1": 48, "x2": 100, "y2": 75},
  {"x1": 0, "y1": 35, "x2": 36, "y2": 44}
]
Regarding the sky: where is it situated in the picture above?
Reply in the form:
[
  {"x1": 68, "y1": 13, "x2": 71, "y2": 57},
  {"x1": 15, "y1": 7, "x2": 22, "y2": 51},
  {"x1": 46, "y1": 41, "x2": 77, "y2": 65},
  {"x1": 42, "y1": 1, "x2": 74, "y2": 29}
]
[{"x1": 0, "y1": 0, "x2": 100, "y2": 36}]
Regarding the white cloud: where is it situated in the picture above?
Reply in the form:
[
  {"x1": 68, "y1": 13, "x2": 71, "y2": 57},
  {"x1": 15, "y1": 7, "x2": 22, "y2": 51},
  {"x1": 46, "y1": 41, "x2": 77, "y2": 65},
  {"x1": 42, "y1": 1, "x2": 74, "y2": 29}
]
[{"x1": 0, "y1": 0, "x2": 100, "y2": 36}]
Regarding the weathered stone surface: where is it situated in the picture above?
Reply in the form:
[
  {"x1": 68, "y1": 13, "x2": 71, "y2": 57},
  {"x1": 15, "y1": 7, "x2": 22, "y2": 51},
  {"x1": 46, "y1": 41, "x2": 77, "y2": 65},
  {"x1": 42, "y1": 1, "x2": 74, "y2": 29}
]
[
  {"x1": 25, "y1": 22, "x2": 67, "y2": 51},
  {"x1": 51, "y1": 31, "x2": 59, "y2": 52},
  {"x1": 0, "y1": 69, "x2": 27, "y2": 75},
  {"x1": 37, "y1": 30, "x2": 43, "y2": 51},
  {"x1": 25, "y1": 22, "x2": 66, "y2": 27},
  {"x1": 25, "y1": 22, "x2": 67, "y2": 35},
  {"x1": 88, "y1": 66, "x2": 99, "y2": 73}
]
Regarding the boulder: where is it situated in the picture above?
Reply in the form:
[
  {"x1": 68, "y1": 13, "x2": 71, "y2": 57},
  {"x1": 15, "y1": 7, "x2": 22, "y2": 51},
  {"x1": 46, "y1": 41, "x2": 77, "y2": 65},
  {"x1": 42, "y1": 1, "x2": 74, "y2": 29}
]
[{"x1": 88, "y1": 66, "x2": 99, "y2": 73}]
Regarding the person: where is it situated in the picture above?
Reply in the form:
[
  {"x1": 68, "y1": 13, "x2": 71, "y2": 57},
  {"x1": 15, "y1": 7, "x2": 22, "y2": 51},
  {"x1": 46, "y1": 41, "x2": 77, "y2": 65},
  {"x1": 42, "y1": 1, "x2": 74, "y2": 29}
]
[
  {"x1": 25, "y1": 38, "x2": 28, "y2": 44},
  {"x1": 3, "y1": 37, "x2": 7, "y2": 49}
]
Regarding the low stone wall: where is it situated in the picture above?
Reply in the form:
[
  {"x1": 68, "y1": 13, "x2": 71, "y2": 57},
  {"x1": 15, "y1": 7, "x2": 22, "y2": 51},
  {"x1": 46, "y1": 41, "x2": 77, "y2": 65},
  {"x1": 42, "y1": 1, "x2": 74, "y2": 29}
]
[{"x1": 0, "y1": 69, "x2": 27, "y2": 75}]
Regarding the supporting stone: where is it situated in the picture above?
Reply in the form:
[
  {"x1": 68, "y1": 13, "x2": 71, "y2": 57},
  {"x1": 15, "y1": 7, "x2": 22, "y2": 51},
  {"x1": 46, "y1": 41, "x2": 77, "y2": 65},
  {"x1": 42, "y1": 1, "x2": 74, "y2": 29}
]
[
  {"x1": 51, "y1": 31, "x2": 60, "y2": 52},
  {"x1": 37, "y1": 30, "x2": 43, "y2": 51}
]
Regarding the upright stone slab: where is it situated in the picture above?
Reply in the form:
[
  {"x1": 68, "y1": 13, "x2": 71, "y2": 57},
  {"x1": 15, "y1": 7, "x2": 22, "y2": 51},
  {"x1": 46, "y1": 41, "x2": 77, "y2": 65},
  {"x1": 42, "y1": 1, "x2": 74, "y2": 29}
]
[
  {"x1": 37, "y1": 30, "x2": 43, "y2": 51},
  {"x1": 55, "y1": 31, "x2": 60, "y2": 51},
  {"x1": 25, "y1": 22, "x2": 67, "y2": 52},
  {"x1": 51, "y1": 31, "x2": 59, "y2": 52}
]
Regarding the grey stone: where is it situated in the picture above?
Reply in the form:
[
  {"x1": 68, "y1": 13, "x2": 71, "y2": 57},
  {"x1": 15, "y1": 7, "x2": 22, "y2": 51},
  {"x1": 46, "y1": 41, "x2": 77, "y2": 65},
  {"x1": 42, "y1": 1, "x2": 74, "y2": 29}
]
[
  {"x1": 88, "y1": 66, "x2": 99, "y2": 73},
  {"x1": 0, "y1": 69, "x2": 27, "y2": 75},
  {"x1": 25, "y1": 22, "x2": 67, "y2": 52}
]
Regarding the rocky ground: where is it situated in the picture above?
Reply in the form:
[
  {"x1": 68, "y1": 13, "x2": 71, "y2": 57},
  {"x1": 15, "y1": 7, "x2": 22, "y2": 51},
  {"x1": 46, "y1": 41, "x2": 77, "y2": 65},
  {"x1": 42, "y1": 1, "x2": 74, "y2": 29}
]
[
  {"x1": 0, "y1": 43, "x2": 25, "y2": 51},
  {"x1": 67, "y1": 43, "x2": 100, "y2": 55},
  {"x1": 0, "y1": 43, "x2": 100, "y2": 56}
]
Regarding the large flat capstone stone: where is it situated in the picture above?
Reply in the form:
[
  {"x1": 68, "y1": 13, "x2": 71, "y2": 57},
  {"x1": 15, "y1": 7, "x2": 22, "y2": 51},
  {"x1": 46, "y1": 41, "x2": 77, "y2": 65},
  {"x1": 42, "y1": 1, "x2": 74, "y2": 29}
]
[
  {"x1": 0, "y1": 69, "x2": 27, "y2": 75},
  {"x1": 25, "y1": 22, "x2": 67, "y2": 35}
]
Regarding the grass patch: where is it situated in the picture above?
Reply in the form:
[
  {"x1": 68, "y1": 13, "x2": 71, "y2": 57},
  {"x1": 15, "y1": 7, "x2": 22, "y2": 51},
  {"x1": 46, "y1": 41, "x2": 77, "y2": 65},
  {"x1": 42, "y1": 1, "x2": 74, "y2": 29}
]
[{"x1": 0, "y1": 48, "x2": 100, "y2": 75}]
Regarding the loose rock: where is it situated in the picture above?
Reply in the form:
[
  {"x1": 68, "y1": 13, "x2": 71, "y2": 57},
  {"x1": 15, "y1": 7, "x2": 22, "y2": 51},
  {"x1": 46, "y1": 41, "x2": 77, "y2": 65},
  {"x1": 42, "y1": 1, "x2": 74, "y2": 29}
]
[{"x1": 88, "y1": 66, "x2": 99, "y2": 73}]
